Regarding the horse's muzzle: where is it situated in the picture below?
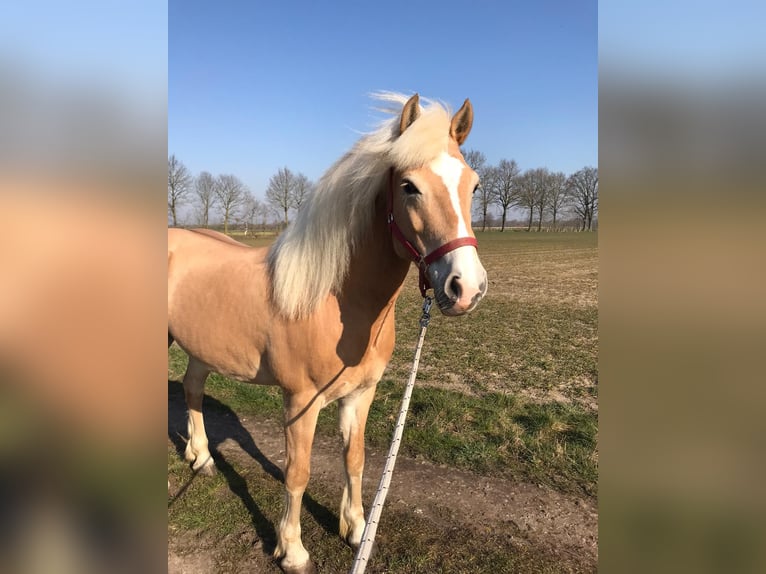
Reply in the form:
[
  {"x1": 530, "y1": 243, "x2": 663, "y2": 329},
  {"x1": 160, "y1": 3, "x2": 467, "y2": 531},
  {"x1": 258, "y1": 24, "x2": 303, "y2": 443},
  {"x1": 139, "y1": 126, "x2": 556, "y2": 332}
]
[{"x1": 429, "y1": 247, "x2": 487, "y2": 316}]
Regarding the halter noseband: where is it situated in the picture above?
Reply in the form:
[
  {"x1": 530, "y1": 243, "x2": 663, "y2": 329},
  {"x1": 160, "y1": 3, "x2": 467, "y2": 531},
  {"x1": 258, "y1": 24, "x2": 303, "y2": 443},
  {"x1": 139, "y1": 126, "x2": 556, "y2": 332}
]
[{"x1": 387, "y1": 168, "x2": 479, "y2": 297}]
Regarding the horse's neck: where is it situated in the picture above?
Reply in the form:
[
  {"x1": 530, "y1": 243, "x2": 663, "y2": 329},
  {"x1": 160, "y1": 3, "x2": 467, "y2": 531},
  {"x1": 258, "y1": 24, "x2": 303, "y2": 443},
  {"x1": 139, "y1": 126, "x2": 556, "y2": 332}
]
[{"x1": 340, "y1": 195, "x2": 411, "y2": 314}]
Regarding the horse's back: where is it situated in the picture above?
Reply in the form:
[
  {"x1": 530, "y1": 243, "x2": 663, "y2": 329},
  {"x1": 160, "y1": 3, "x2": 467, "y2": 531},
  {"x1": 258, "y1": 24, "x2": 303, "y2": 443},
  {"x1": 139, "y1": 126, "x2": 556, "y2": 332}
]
[
  {"x1": 168, "y1": 227, "x2": 247, "y2": 252},
  {"x1": 188, "y1": 228, "x2": 249, "y2": 247},
  {"x1": 168, "y1": 228, "x2": 258, "y2": 274},
  {"x1": 168, "y1": 228, "x2": 268, "y2": 300}
]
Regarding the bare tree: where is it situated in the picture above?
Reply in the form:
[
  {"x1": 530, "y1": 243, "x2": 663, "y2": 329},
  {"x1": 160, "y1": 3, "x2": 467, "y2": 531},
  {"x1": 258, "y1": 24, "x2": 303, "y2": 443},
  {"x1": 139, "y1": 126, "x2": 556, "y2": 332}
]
[
  {"x1": 292, "y1": 173, "x2": 313, "y2": 213},
  {"x1": 533, "y1": 168, "x2": 551, "y2": 232},
  {"x1": 516, "y1": 170, "x2": 537, "y2": 231},
  {"x1": 462, "y1": 149, "x2": 486, "y2": 172},
  {"x1": 168, "y1": 154, "x2": 192, "y2": 227},
  {"x1": 463, "y1": 149, "x2": 492, "y2": 231},
  {"x1": 489, "y1": 159, "x2": 520, "y2": 232},
  {"x1": 214, "y1": 174, "x2": 247, "y2": 234},
  {"x1": 567, "y1": 167, "x2": 598, "y2": 231},
  {"x1": 239, "y1": 192, "x2": 267, "y2": 235},
  {"x1": 515, "y1": 168, "x2": 551, "y2": 232},
  {"x1": 193, "y1": 171, "x2": 216, "y2": 227},
  {"x1": 256, "y1": 200, "x2": 272, "y2": 230},
  {"x1": 546, "y1": 171, "x2": 569, "y2": 230},
  {"x1": 475, "y1": 167, "x2": 495, "y2": 232},
  {"x1": 266, "y1": 167, "x2": 297, "y2": 227}
]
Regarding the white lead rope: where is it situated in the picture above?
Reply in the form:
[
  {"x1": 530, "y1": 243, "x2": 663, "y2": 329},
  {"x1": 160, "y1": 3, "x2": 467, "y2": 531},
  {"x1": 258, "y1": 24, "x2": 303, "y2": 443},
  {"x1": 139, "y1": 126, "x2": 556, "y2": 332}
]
[{"x1": 350, "y1": 295, "x2": 433, "y2": 574}]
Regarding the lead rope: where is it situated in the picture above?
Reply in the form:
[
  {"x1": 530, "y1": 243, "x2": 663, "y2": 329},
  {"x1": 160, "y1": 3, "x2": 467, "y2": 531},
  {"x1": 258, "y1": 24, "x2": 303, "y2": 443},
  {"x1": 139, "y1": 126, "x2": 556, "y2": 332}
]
[{"x1": 349, "y1": 295, "x2": 433, "y2": 574}]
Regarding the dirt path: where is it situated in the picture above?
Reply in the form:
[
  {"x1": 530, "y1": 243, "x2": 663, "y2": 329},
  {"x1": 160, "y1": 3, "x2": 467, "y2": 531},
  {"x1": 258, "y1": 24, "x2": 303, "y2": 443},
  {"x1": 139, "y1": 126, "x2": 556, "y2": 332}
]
[{"x1": 168, "y1": 406, "x2": 597, "y2": 573}]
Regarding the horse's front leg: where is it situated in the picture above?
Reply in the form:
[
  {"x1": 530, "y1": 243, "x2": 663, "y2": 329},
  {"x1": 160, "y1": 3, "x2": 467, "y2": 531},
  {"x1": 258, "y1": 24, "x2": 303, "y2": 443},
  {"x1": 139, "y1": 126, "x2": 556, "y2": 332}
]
[
  {"x1": 338, "y1": 384, "x2": 376, "y2": 548},
  {"x1": 274, "y1": 391, "x2": 321, "y2": 574}
]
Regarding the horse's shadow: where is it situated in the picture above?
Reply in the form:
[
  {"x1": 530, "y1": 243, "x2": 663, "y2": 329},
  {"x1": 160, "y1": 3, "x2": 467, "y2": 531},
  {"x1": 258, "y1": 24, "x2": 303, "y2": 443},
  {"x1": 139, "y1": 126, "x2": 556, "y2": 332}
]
[{"x1": 167, "y1": 380, "x2": 338, "y2": 555}]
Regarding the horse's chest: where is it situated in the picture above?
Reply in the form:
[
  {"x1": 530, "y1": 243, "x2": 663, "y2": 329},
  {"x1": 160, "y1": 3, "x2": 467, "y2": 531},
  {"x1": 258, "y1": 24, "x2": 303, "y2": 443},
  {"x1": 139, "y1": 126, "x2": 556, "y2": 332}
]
[{"x1": 317, "y1": 353, "x2": 390, "y2": 404}]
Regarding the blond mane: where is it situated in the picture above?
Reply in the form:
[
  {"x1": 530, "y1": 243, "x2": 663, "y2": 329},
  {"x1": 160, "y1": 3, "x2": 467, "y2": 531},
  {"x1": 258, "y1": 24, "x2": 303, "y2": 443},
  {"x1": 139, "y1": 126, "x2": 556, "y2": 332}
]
[{"x1": 267, "y1": 93, "x2": 452, "y2": 319}]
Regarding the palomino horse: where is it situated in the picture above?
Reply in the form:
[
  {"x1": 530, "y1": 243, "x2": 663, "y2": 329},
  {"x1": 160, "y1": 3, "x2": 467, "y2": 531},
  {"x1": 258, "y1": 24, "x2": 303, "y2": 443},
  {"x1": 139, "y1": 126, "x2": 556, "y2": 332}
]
[{"x1": 168, "y1": 93, "x2": 487, "y2": 573}]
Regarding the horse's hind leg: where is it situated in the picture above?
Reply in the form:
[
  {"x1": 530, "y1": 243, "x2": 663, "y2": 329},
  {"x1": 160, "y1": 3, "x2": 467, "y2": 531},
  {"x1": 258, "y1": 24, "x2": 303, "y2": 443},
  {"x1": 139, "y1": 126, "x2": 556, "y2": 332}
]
[
  {"x1": 338, "y1": 384, "x2": 376, "y2": 548},
  {"x1": 182, "y1": 357, "x2": 215, "y2": 476}
]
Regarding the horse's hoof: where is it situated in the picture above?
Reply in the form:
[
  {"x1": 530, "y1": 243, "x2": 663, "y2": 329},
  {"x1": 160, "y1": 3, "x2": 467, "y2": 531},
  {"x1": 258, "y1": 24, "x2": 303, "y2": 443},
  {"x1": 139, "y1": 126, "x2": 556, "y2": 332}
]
[
  {"x1": 280, "y1": 559, "x2": 317, "y2": 574},
  {"x1": 340, "y1": 518, "x2": 365, "y2": 549},
  {"x1": 192, "y1": 455, "x2": 216, "y2": 476},
  {"x1": 344, "y1": 533, "x2": 361, "y2": 551}
]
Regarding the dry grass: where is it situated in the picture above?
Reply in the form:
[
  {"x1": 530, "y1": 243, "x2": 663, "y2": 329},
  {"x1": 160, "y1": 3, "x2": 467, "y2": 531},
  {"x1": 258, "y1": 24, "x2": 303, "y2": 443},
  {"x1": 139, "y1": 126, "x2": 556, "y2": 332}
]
[{"x1": 390, "y1": 231, "x2": 598, "y2": 410}]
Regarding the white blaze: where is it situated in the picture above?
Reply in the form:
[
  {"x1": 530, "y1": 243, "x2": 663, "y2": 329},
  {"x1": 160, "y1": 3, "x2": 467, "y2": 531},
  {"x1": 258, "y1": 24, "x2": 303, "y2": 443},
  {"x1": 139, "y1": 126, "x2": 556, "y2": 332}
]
[
  {"x1": 429, "y1": 152, "x2": 468, "y2": 237},
  {"x1": 426, "y1": 151, "x2": 487, "y2": 311}
]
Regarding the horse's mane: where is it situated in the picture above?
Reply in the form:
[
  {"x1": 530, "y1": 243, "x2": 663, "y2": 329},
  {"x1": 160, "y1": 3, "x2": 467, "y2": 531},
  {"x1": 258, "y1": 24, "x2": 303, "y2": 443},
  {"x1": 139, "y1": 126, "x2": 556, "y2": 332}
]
[{"x1": 267, "y1": 92, "x2": 452, "y2": 319}]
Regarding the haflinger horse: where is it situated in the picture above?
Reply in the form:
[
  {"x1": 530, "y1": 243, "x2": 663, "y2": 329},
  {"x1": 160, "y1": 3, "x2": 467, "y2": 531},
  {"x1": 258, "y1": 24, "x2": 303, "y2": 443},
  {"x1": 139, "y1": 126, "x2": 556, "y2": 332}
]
[{"x1": 167, "y1": 93, "x2": 487, "y2": 573}]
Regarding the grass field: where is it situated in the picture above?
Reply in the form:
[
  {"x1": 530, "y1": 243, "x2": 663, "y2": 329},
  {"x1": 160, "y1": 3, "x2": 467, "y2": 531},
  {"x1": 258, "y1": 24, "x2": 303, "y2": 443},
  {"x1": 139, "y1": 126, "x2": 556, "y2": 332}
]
[{"x1": 168, "y1": 230, "x2": 598, "y2": 573}]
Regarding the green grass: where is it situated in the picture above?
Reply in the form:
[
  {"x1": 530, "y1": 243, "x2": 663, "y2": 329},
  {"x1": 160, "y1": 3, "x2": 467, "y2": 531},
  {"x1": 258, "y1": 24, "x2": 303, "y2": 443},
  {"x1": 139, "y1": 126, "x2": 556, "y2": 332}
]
[
  {"x1": 391, "y1": 298, "x2": 598, "y2": 401},
  {"x1": 170, "y1": 344, "x2": 596, "y2": 496}
]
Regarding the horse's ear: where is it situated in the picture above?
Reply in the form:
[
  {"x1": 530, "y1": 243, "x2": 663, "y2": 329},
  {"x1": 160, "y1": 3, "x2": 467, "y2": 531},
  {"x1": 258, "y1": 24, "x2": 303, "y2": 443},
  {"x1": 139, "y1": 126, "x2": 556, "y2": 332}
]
[
  {"x1": 450, "y1": 98, "x2": 473, "y2": 145},
  {"x1": 399, "y1": 94, "x2": 421, "y2": 135}
]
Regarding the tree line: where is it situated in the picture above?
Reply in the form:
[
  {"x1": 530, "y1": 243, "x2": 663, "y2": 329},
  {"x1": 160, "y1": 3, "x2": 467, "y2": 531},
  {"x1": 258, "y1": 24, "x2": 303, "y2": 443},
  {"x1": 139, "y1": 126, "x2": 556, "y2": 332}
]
[
  {"x1": 167, "y1": 155, "x2": 315, "y2": 233},
  {"x1": 463, "y1": 150, "x2": 598, "y2": 231},
  {"x1": 169, "y1": 152, "x2": 597, "y2": 233}
]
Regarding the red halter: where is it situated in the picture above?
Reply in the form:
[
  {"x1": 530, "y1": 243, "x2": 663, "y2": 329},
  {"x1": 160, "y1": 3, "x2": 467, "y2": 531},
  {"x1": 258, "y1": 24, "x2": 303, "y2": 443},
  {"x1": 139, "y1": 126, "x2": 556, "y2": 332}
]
[{"x1": 387, "y1": 168, "x2": 479, "y2": 297}]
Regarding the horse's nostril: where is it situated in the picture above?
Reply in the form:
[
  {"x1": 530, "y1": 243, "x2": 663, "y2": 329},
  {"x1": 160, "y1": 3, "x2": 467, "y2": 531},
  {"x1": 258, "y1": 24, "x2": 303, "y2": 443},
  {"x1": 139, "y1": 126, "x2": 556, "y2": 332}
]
[{"x1": 449, "y1": 275, "x2": 462, "y2": 301}]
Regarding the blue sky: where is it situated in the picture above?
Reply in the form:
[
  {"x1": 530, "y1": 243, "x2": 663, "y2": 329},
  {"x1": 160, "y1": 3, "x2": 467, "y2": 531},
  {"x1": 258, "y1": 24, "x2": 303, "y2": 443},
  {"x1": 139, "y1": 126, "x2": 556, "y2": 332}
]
[{"x1": 169, "y1": 0, "x2": 598, "y2": 199}]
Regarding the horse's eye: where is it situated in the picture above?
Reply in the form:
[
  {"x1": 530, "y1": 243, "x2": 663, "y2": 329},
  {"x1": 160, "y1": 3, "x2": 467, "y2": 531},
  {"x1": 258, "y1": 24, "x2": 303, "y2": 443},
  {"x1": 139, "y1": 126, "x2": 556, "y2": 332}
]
[{"x1": 401, "y1": 180, "x2": 420, "y2": 196}]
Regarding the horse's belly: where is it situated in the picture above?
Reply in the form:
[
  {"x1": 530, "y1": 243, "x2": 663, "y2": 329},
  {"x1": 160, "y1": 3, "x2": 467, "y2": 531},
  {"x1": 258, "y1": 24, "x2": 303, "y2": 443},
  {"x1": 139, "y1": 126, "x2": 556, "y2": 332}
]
[
  {"x1": 173, "y1": 336, "x2": 263, "y2": 381},
  {"x1": 169, "y1": 256, "x2": 271, "y2": 382}
]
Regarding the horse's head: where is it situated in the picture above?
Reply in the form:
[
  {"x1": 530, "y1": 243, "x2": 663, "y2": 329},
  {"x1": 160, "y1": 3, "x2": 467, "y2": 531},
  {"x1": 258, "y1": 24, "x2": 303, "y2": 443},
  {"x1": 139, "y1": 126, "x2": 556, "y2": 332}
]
[{"x1": 388, "y1": 94, "x2": 488, "y2": 316}]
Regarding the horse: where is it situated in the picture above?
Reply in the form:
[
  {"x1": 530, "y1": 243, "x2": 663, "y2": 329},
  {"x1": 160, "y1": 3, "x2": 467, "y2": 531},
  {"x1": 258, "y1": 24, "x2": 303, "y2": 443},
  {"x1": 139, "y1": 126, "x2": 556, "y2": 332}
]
[{"x1": 167, "y1": 93, "x2": 487, "y2": 573}]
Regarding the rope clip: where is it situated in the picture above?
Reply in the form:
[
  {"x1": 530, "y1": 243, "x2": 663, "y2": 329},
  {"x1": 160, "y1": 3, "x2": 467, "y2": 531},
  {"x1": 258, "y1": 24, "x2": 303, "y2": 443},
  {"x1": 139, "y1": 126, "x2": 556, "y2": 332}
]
[{"x1": 420, "y1": 295, "x2": 433, "y2": 328}]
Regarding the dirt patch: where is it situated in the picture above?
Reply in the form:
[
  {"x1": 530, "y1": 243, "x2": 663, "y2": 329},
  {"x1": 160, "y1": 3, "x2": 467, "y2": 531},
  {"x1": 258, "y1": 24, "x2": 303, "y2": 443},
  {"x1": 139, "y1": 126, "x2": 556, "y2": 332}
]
[
  {"x1": 516, "y1": 375, "x2": 599, "y2": 412},
  {"x1": 168, "y1": 528, "x2": 272, "y2": 574},
  {"x1": 168, "y1": 413, "x2": 597, "y2": 572},
  {"x1": 480, "y1": 247, "x2": 598, "y2": 308}
]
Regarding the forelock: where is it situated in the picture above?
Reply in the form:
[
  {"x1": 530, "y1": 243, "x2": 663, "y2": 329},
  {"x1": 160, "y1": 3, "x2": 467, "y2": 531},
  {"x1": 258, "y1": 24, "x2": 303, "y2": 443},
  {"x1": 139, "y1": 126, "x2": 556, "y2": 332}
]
[{"x1": 388, "y1": 104, "x2": 451, "y2": 171}]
